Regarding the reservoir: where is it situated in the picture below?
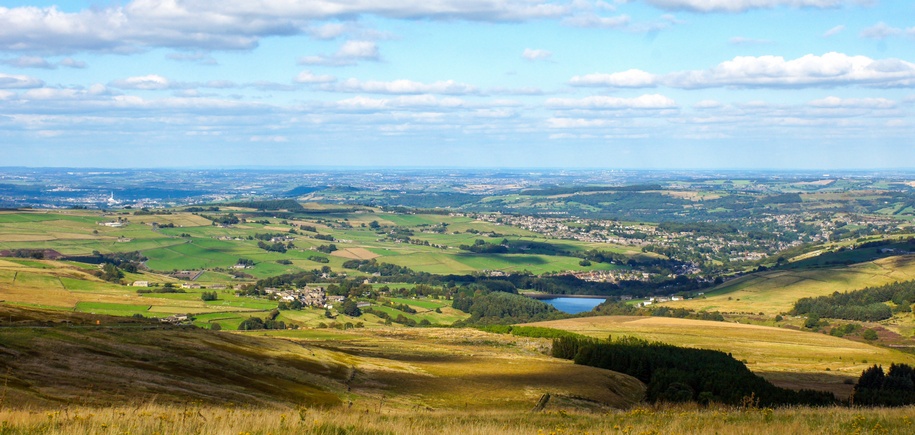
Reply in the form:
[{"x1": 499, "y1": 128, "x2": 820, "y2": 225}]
[{"x1": 541, "y1": 297, "x2": 607, "y2": 314}]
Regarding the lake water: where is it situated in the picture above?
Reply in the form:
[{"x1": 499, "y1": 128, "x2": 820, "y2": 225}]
[{"x1": 541, "y1": 297, "x2": 607, "y2": 314}]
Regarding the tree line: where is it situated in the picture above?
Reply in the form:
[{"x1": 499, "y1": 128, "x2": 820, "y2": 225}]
[
  {"x1": 792, "y1": 280, "x2": 915, "y2": 322},
  {"x1": 552, "y1": 335, "x2": 835, "y2": 407}
]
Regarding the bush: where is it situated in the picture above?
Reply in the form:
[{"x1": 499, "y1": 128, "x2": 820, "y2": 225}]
[{"x1": 863, "y1": 329, "x2": 879, "y2": 341}]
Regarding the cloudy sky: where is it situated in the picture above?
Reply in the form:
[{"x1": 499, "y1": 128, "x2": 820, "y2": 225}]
[{"x1": 1, "y1": 0, "x2": 913, "y2": 169}]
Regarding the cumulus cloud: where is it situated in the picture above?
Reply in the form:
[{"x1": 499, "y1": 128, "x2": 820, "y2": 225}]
[
  {"x1": 807, "y1": 96, "x2": 896, "y2": 109},
  {"x1": 331, "y1": 79, "x2": 478, "y2": 95},
  {"x1": 110, "y1": 74, "x2": 171, "y2": 90},
  {"x1": 639, "y1": 0, "x2": 847, "y2": 13},
  {"x1": 300, "y1": 40, "x2": 380, "y2": 66},
  {"x1": 0, "y1": 1, "x2": 570, "y2": 53},
  {"x1": 1, "y1": 56, "x2": 54, "y2": 69},
  {"x1": 546, "y1": 94, "x2": 677, "y2": 109},
  {"x1": 570, "y1": 69, "x2": 659, "y2": 87},
  {"x1": 59, "y1": 58, "x2": 87, "y2": 68},
  {"x1": 562, "y1": 13, "x2": 630, "y2": 28},
  {"x1": 337, "y1": 40, "x2": 379, "y2": 59},
  {"x1": 334, "y1": 95, "x2": 465, "y2": 111},
  {"x1": 295, "y1": 71, "x2": 337, "y2": 84},
  {"x1": 522, "y1": 48, "x2": 552, "y2": 61},
  {"x1": 307, "y1": 22, "x2": 351, "y2": 40},
  {"x1": 0, "y1": 73, "x2": 45, "y2": 89},
  {"x1": 570, "y1": 53, "x2": 915, "y2": 89}
]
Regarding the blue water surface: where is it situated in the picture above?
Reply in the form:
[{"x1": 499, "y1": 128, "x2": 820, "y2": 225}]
[{"x1": 541, "y1": 297, "x2": 606, "y2": 314}]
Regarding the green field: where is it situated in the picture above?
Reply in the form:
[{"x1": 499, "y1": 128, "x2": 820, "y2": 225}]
[{"x1": 0, "y1": 209, "x2": 626, "y2": 278}]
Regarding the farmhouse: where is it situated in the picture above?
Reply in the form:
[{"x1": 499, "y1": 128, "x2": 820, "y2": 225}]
[
  {"x1": 159, "y1": 314, "x2": 189, "y2": 324},
  {"x1": 131, "y1": 281, "x2": 149, "y2": 287}
]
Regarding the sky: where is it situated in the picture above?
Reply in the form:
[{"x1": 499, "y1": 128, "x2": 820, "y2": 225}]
[{"x1": 0, "y1": 0, "x2": 913, "y2": 170}]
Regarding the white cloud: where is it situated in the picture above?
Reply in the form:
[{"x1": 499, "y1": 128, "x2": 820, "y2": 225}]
[
  {"x1": 562, "y1": 13, "x2": 630, "y2": 28},
  {"x1": 1, "y1": 56, "x2": 54, "y2": 69},
  {"x1": 823, "y1": 25, "x2": 845, "y2": 37},
  {"x1": 110, "y1": 74, "x2": 171, "y2": 90},
  {"x1": 570, "y1": 69, "x2": 659, "y2": 87},
  {"x1": 522, "y1": 48, "x2": 552, "y2": 61},
  {"x1": 300, "y1": 40, "x2": 380, "y2": 66},
  {"x1": 639, "y1": 0, "x2": 847, "y2": 13},
  {"x1": 337, "y1": 41, "x2": 379, "y2": 59},
  {"x1": 546, "y1": 94, "x2": 677, "y2": 109},
  {"x1": 0, "y1": 73, "x2": 44, "y2": 89},
  {"x1": 332, "y1": 79, "x2": 478, "y2": 95},
  {"x1": 307, "y1": 23, "x2": 350, "y2": 40},
  {"x1": 807, "y1": 96, "x2": 896, "y2": 109},
  {"x1": 571, "y1": 53, "x2": 915, "y2": 89},
  {"x1": 295, "y1": 71, "x2": 337, "y2": 84},
  {"x1": 334, "y1": 95, "x2": 465, "y2": 111},
  {"x1": 0, "y1": 2, "x2": 571, "y2": 53},
  {"x1": 59, "y1": 58, "x2": 86, "y2": 68}
]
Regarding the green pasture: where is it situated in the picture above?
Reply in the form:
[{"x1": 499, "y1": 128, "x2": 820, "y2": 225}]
[
  {"x1": 387, "y1": 297, "x2": 449, "y2": 310},
  {"x1": 74, "y1": 301, "x2": 151, "y2": 316},
  {"x1": 192, "y1": 312, "x2": 250, "y2": 330},
  {"x1": 13, "y1": 271, "x2": 64, "y2": 289},
  {"x1": 60, "y1": 277, "x2": 128, "y2": 292}
]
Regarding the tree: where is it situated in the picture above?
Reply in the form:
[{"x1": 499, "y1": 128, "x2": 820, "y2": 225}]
[
  {"x1": 342, "y1": 300, "x2": 362, "y2": 317},
  {"x1": 863, "y1": 329, "x2": 879, "y2": 341},
  {"x1": 803, "y1": 314, "x2": 820, "y2": 329},
  {"x1": 238, "y1": 317, "x2": 265, "y2": 330},
  {"x1": 100, "y1": 263, "x2": 123, "y2": 283},
  {"x1": 200, "y1": 291, "x2": 218, "y2": 301}
]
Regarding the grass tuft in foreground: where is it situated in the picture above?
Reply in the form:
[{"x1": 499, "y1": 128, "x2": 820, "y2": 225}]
[{"x1": 1, "y1": 403, "x2": 914, "y2": 434}]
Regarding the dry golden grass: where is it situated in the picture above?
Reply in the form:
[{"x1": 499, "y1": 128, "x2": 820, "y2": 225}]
[
  {"x1": 527, "y1": 316, "x2": 915, "y2": 398},
  {"x1": 331, "y1": 247, "x2": 380, "y2": 260},
  {"x1": 666, "y1": 255, "x2": 915, "y2": 315},
  {"x1": 2, "y1": 403, "x2": 913, "y2": 435},
  {"x1": 125, "y1": 214, "x2": 213, "y2": 227}
]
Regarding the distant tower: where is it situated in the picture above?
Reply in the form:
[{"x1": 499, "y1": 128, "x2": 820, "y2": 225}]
[{"x1": 107, "y1": 192, "x2": 119, "y2": 205}]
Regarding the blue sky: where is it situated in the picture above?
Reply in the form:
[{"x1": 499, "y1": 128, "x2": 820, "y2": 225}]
[{"x1": 0, "y1": 0, "x2": 913, "y2": 169}]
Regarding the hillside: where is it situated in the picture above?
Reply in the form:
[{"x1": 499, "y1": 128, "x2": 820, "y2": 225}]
[
  {"x1": 526, "y1": 315, "x2": 915, "y2": 398},
  {"x1": 665, "y1": 255, "x2": 915, "y2": 315},
  {"x1": 0, "y1": 305, "x2": 644, "y2": 411}
]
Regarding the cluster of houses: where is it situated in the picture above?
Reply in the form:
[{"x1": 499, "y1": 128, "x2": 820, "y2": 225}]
[
  {"x1": 98, "y1": 221, "x2": 127, "y2": 228},
  {"x1": 637, "y1": 293, "x2": 701, "y2": 307},
  {"x1": 263, "y1": 286, "x2": 341, "y2": 308}
]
